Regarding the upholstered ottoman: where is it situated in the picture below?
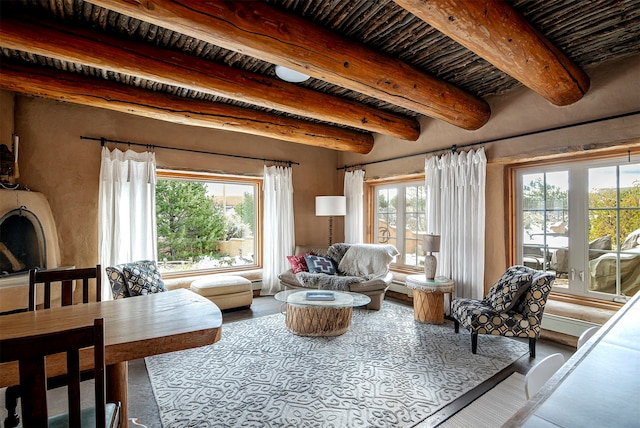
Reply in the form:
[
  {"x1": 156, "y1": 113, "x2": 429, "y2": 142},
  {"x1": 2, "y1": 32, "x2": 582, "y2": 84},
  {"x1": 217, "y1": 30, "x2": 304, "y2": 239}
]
[{"x1": 190, "y1": 275, "x2": 253, "y2": 310}]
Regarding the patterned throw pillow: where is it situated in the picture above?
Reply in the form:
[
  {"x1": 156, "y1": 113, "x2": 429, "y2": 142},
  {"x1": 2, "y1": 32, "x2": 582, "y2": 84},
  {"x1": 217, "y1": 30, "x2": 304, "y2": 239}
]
[
  {"x1": 122, "y1": 260, "x2": 167, "y2": 296},
  {"x1": 106, "y1": 265, "x2": 130, "y2": 299},
  {"x1": 287, "y1": 252, "x2": 313, "y2": 273},
  {"x1": 304, "y1": 254, "x2": 337, "y2": 275},
  {"x1": 486, "y1": 267, "x2": 533, "y2": 312}
]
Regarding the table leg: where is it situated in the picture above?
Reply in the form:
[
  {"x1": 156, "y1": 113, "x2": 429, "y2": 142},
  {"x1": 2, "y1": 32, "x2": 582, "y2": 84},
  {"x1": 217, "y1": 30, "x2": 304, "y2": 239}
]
[
  {"x1": 107, "y1": 361, "x2": 128, "y2": 427},
  {"x1": 414, "y1": 290, "x2": 445, "y2": 324}
]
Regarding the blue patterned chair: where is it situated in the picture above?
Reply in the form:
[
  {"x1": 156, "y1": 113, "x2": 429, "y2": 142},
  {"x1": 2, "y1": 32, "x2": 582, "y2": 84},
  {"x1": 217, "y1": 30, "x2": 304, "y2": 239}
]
[{"x1": 451, "y1": 265, "x2": 555, "y2": 358}]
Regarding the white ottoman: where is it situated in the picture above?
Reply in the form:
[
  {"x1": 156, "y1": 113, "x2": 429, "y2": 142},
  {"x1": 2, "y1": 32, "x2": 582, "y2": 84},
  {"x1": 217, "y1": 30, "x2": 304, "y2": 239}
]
[{"x1": 190, "y1": 275, "x2": 253, "y2": 310}]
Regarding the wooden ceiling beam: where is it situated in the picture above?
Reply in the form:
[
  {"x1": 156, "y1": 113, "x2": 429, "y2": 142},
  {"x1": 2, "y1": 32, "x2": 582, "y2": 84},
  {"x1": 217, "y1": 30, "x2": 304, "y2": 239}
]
[
  {"x1": 88, "y1": 0, "x2": 491, "y2": 130},
  {"x1": 0, "y1": 62, "x2": 374, "y2": 153},
  {"x1": 0, "y1": 15, "x2": 419, "y2": 141},
  {"x1": 394, "y1": 0, "x2": 590, "y2": 106}
]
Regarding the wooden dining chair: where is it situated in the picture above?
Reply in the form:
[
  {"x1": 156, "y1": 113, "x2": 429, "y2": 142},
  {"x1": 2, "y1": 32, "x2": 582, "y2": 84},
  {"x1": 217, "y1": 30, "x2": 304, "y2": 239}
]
[
  {"x1": 4, "y1": 265, "x2": 103, "y2": 427},
  {"x1": 29, "y1": 264, "x2": 102, "y2": 310},
  {"x1": 0, "y1": 318, "x2": 120, "y2": 428}
]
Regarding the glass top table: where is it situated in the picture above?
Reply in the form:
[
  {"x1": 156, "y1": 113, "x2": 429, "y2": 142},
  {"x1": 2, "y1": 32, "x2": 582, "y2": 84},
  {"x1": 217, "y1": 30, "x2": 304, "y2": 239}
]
[
  {"x1": 274, "y1": 289, "x2": 371, "y2": 308},
  {"x1": 274, "y1": 289, "x2": 371, "y2": 336}
]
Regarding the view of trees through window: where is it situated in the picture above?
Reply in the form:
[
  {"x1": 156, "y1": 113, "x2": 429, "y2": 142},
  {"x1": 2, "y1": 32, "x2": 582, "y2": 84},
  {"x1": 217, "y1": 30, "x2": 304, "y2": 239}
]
[
  {"x1": 156, "y1": 176, "x2": 258, "y2": 273},
  {"x1": 519, "y1": 158, "x2": 640, "y2": 300}
]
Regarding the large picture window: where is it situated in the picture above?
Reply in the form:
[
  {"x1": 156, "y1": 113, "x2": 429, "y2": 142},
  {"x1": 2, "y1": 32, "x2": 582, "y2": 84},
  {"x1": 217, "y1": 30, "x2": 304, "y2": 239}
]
[
  {"x1": 370, "y1": 178, "x2": 426, "y2": 271},
  {"x1": 156, "y1": 170, "x2": 261, "y2": 274},
  {"x1": 515, "y1": 154, "x2": 640, "y2": 301}
]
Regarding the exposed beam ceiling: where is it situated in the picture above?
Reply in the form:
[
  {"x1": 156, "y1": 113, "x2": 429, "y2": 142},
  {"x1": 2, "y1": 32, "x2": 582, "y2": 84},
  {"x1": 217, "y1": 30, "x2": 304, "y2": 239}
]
[
  {"x1": 0, "y1": 61, "x2": 374, "y2": 153},
  {"x1": 0, "y1": 0, "x2": 637, "y2": 153},
  {"x1": 395, "y1": 0, "x2": 590, "y2": 105},
  {"x1": 0, "y1": 15, "x2": 419, "y2": 142},
  {"x1": 89, "y1": 0, "x2": 492, "y2": 131}
]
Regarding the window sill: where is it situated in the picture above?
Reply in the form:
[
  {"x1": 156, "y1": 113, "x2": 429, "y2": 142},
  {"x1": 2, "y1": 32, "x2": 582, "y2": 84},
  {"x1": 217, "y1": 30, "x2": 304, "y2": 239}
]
[{"x1": 541, "y1": 292, "x2": 620, "y2": 347}]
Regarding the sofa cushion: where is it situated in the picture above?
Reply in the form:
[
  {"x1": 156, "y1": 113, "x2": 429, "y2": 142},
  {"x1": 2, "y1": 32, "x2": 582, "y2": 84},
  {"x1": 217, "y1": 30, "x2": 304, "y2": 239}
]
[
  {"x1": 122, "y1": 260, "x2": 167, "y2": 296},
  {"x1": 485, "y1": 267, "x2": 533, "y2": 312},
  {"x1": 287, "y1": 252, "x2": 313, "y2": 273},
  {"x1": 304, "y1": 255, "x2": 337, "y2": 275}
]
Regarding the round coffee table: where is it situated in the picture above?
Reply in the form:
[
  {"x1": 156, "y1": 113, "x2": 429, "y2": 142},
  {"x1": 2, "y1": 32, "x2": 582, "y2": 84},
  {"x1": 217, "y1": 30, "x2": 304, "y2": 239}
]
[
  {"x1": 405, "y1": 275, "x2": 454, "y2": 324},
  {"x1": 274, "y1": 290, "x2": 371, "y2": 336}
]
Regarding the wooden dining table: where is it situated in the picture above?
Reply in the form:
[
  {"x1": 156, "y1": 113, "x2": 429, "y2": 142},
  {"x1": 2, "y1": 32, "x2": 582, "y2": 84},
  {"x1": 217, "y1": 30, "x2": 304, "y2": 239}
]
[{"x1": 0, "y1": 288, "x2": 223, "y2": 426}]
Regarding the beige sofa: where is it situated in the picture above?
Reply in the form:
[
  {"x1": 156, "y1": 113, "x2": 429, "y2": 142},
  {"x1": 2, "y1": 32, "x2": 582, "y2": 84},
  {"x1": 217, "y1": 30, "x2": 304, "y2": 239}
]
[{"x1": 278, "y1": 244, "x2": 397, "y2": 311}]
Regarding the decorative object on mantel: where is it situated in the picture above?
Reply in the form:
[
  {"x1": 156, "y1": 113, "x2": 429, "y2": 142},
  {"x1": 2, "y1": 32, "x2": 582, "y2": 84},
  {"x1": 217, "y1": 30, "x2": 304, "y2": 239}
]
[
  {"x1": 0, "y1": 135, "x2": 20, "y2": 186},
  {"x1": 316, "y1": 196, "x2": 346, "y2": 246},
  {"x1": 423, "y1": 234, "x2": 441, "y2": 280}
]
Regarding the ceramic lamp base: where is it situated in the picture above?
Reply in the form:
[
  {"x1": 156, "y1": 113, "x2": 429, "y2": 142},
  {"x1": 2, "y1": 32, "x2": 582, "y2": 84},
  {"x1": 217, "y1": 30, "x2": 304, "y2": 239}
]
[{"x1": 424, "y1": 254, "x2": 437, "y2": 280}]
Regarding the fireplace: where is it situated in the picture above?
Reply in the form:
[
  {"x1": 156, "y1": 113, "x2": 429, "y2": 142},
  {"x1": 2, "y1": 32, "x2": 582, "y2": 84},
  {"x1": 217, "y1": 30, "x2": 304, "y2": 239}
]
[{"x1": 0, "y1": 189, "x2": 62, "y2": 312}]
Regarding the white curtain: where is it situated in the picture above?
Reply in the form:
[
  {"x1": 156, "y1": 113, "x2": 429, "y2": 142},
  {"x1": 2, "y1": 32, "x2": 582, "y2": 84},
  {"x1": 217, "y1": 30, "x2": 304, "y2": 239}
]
[
  {"x1": 262, "y1": 165, "x2": 295, "y2": 295},
  {"x1": 344, "y1": 169, "x2": 365, "y2": 244},
  {"x1": 98, "y1": 147, "x2": 157, "y2": 300},
  {"x1": 425, "y1": 148, "x2": 486, "y2": 300}
]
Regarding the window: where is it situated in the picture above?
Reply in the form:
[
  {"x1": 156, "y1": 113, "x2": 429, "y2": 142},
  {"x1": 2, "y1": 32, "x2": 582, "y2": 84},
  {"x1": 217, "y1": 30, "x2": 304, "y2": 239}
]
[
  {"x1": 515, "y1": 154, "x2": 640, "y2": 301},
  {"x1": 156, "y1": 170, "x2": 261, "y2": 275},
  {"x1": 370, "y1": 178, "x2": 426, "y2": 271}
]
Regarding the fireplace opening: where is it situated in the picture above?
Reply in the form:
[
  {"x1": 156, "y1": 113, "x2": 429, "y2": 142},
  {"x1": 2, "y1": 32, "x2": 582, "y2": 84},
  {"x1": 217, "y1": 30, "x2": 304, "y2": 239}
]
[{"x1": 0, "y1": 208, "x2": 46, "y2": 277}]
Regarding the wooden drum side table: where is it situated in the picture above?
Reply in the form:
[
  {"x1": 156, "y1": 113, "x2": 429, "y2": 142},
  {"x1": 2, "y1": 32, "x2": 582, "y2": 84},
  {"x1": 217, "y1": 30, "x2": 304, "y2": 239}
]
[{"x1": 405, "y1": 275, "x2": 454, "y2": 324}]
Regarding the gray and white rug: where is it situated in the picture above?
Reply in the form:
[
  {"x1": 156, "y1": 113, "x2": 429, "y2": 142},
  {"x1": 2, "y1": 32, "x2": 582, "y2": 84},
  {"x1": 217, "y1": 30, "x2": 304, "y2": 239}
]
[{"x1": 145, "y1": 302, "x2": 528, "y2": 428}]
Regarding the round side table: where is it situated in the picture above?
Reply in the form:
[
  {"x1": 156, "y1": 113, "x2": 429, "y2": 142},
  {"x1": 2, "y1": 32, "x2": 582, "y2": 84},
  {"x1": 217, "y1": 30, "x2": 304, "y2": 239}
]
[{"x1": 405, "y1": 275, "x2": 454, "y2": 324}]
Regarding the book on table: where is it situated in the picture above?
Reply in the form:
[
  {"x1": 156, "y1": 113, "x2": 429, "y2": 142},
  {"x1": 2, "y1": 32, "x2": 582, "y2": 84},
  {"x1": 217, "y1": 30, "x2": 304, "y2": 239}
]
[{"x1": 305, "y1": 291, "x2": 336, "y2": 301}]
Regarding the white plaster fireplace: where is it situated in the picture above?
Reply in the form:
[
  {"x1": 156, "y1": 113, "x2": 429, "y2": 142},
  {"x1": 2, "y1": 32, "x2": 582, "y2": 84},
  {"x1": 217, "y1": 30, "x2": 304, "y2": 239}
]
[{"x1": 0, "y1": 189, "x2": 62, "y2": 312}]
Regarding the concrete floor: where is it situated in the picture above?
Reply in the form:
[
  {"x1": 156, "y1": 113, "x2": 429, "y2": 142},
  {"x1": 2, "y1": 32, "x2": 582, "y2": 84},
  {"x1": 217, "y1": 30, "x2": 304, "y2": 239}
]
[{"x1": 3, "y1": 296, "x2": 576, "y2": 427}]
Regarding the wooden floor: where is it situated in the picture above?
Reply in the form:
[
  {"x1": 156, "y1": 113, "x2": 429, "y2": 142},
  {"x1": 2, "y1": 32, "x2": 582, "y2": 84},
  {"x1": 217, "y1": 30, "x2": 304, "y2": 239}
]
[{"x1": 50, "y1": 295, "x2": 576, "y2": 426}]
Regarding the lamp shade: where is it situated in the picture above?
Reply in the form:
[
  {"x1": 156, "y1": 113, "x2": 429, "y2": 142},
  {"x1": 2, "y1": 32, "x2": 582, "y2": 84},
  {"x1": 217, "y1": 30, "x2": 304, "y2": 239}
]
[
  {"x1": 423, "y1": 234, "x2": 441, "y2": 253},
  {"x1": 316, "y1": 196, "x2": 346, "y2": 216}
]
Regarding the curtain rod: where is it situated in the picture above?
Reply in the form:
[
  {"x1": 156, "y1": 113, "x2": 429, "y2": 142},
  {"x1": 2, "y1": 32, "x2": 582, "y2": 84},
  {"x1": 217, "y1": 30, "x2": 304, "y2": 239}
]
[
  {"x1": 338, "y1": 110, "x2": 640, "y2": 170},
  {"x1": 80, "y1": 136, "x2": 300, "y2": 166}
]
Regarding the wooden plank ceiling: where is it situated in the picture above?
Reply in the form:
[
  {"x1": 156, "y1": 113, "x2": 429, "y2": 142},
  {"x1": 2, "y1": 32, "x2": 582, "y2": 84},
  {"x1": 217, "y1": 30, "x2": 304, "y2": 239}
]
[{"x1": 0, "y1": 0, "x2": 638, "y2": 153}]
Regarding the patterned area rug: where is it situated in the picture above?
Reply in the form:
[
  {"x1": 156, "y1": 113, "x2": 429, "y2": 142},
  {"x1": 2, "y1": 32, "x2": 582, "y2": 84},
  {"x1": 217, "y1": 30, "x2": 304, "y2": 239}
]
[{"x1": 145, "y1": 302, "x2": 528, "y2": 428}]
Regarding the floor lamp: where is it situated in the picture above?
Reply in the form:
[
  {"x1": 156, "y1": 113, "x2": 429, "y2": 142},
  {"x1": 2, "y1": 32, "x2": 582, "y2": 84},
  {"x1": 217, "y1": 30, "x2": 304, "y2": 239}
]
[{"x1": 316, "y1": 196, "x2": 346, "y2": 246}]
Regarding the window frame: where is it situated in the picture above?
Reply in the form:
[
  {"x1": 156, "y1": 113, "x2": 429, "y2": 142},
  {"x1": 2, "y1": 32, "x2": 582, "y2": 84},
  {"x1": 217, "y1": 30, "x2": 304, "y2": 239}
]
[
  {"x1": 156, "y1": 169, "x2": 263, "y2": 279},
  {"x1": 366, "y1": 173, "x2": 426, "y2": 273},
  {"x1": 508, "y1": 148, "x2": 639, "y2": 304}
]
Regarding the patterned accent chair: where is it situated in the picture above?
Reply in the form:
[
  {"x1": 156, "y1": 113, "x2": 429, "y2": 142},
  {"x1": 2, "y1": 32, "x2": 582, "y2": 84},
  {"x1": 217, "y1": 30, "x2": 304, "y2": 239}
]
[
  {"x1": 106, "y1": 260, "x2": 167, "y2": 299},
  {"x1": 451, "y1": 265, "x2": 555, "y2": 358}
]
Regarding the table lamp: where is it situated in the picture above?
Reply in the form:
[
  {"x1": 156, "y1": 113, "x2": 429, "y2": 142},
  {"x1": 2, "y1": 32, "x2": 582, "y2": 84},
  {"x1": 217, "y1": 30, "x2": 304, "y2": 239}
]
[
  {"x1": 316, "y1": 196, "x2": 346, "y2": 246},
  {"x1": 423, "y1": 234, "x2": 440, "y2": 280}
]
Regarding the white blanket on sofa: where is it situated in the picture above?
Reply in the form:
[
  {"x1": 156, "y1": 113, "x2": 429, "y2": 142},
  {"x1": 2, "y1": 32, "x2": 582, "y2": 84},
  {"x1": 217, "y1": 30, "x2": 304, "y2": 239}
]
[{"x1": 338, "y1": 244, "x2": 399, "y2": 280}]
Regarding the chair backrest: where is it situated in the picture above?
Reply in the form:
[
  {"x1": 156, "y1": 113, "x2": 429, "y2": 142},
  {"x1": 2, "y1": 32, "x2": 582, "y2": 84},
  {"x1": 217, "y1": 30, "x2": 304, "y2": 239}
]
[
  {"x1": 517, "y1": 268, "x2": 555, "y2": 319},
  {"x1": 0, "y1": 318, "x2": 108, "y2": 427},
  {"x1": 29, "y1": 265, "x2": 102, "y2": 310},
  {"x1": 577, "y1": 326, "x2": 600, "y2": 349},
  {"x1": 524, "y1": 352, "x2": 565, "y2": 400}
]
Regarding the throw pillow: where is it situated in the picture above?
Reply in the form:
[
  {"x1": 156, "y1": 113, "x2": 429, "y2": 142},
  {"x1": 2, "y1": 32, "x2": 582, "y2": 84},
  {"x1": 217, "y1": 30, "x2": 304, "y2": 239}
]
[
  {"x1": 106, "y1": 265, "x2": 130, "y2": 299},
  {"x1": 287, "y1": 252, "x2": 313, "y2": 273},
  {"x1": 122, "y1": 260, "x2": 167, "y2": 296},
  {"x1": 304, "y1": 254, "x2": 337, "y2": 275},
  {"x1": 486, "y1": 268, "x2": 533, "y2": 312}
]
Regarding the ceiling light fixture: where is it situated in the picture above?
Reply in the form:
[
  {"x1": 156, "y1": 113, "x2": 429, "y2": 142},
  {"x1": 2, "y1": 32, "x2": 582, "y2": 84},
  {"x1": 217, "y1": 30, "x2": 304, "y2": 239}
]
[{"x1": 275, "y1": 65, "x2": 310, "y2": 83}]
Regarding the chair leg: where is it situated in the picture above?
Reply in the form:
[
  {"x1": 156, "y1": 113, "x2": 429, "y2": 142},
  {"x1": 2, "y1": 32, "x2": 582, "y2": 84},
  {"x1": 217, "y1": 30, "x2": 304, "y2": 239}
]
[
  {"x1": 471, "y1": 333, "x2": 478, "y2": 354},
  {"x1": 529, "y1": 337, "x2": 536, "y2": 358},
  {"x1": 454, "y1": 320, "x2": 459, "y2": 333},
  {"x1": 4, "y1": 385, "x2": 20, "y2": 428}
]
